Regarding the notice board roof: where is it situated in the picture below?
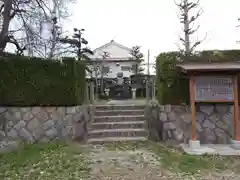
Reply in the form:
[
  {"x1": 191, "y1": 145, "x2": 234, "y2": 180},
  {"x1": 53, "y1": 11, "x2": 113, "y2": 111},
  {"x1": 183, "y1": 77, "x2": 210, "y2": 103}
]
[{"x1": 177, "y1": 63, "x2": 240, "y2": 73}]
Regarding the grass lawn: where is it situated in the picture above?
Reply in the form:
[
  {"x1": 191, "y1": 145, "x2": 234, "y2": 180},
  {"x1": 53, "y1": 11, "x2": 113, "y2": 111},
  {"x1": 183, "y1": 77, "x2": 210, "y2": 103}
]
[
  {"x1": 0, "y1": 142, "x2": 90, "y2": 180},
  {"x1": 1, "y1": 140, "x2": 240, "y2": 179},
  {"x1": 103, "y1": 141, "x2": 240, "y2": 176}
]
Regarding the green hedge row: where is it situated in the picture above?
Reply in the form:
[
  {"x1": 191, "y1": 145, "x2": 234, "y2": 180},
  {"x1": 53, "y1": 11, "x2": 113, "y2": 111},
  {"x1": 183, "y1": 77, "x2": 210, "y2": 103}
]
[
  {"x1": 0, "y1": 56, "x2": 86, "y2": 106},
  {"x1": 156, "y1": 50, "x2": 240, "y2": 105}
]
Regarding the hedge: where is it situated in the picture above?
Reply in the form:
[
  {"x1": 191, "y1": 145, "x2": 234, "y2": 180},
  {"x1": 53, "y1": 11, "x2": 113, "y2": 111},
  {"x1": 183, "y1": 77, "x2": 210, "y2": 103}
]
[
  {"x1": 156, "y1": 50, "x2": 240, "y2": 105},
  {"x1": 0, "y1": 56, "x2": 86, "y2": 106}
]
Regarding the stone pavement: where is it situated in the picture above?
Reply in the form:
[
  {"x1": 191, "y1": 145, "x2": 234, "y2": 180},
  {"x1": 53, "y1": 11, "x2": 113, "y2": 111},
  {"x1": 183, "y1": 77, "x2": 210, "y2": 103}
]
[
  {"x1": 107, "y1": 99, "x2": 146, "y2": 105},
  {"x1": 181, "y1": 144, "x2": 240, "y2": 155}
]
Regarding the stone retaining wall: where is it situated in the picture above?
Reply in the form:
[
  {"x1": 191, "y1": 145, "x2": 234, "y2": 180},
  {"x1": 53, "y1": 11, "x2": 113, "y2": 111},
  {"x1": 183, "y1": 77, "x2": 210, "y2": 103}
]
[
  {"x1": 146, "y1": 100, "x2": 234, "y2": 144},
  {"x1": 0, "y1": 106, "x2": 90, "y2": 145}
]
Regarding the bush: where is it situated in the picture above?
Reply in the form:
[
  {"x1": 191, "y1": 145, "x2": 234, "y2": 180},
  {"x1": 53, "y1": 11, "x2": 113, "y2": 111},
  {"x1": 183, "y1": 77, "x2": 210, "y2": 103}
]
[
  {"x1": 0, "y1": 56, "x2": 86, "y2": 106},
  {"x1": 156, "y1": 49, "x2": 240, "y2": 105}
]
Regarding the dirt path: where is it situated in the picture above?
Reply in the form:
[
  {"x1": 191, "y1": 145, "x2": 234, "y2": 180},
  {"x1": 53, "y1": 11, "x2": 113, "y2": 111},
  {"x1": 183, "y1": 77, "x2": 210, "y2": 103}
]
[
  {"x1": 82, "y1": 142, "x2": 240, "y2": 180},
  {"x1": 87, "y1": 145, "x2": 166, "y2": 180}
]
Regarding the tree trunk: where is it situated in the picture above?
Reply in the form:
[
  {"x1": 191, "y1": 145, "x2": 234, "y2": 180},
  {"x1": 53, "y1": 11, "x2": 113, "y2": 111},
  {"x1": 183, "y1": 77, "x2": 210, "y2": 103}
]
[
  {"x1": 100, "y1": 62, "x2": 104, "y2": 94},
  {"x1": 0, "y1": 0, "x2": 13, "y2": 54},
  {"x1": 183, "y1": 0, "x2": 190, "y2": 57}
]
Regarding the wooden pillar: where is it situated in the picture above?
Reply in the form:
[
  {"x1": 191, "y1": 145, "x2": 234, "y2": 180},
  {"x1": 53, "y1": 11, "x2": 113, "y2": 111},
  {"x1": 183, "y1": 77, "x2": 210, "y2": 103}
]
[
  {"x1": 234, "y1": 75, "x2": 240, "y2": 140},
  {"x1": 189, "y1": 76, "x2": 197, "y2": 140}
]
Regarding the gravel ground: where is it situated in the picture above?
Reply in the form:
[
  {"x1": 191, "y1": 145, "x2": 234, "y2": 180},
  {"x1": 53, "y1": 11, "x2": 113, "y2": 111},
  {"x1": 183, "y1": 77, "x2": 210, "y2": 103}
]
[{"x1": 85, "y1": 144, "x2": 240, "y2": 180}]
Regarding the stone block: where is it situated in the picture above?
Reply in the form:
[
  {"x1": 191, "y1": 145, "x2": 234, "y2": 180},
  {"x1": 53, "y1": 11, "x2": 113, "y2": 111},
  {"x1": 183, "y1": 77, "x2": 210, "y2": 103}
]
[
  {"x1": 49, "y1": 112, "x2": 61, "y2": 121},
  {"x1": 21, "y1": 108, "x2": 30, "y2": 113},
  {"x1": 165, "y1": 105, "x2": 172, "y2": 113},
  {"x1": 45, "y1": 107, "x2": 56, "y2": 113},
  {"x1": 13, "y1": 111, "x2": 21, "y2": 119},
  {"x1": 200, "y1": 105, "x2": 214, "y2": 115},
  {"x1": 230, "y1": 106, "x2": 234, "y2": 114},
  {"x1": 172, "y1": 129, "x2": 183, "y2": 141},
  {"x1": 36, "y1": 111, "x2": 49, "y2": 122},
  {"x1": 73, "y1": 113, "x2": 83, "y2": 123},
  {"x1": 32, "y1": 107, "x2": 41, "y2": 115},
  {"x1": 64, "y1": 114, "x2": 73, "y2": 123},
  {"x1": 32, "y1": 128, "x2": 44, "y2": 140},
  {"x1": 0, "y1": 140, "x2": 19, "y2": 153},
  {"x1": 66, "y1": 107, "x2": 76, "y2": 114},
  {"x1": 27, "y1": 118, "x2": 40, "y2": 131},
  {"x1": 196, "y1": 122, "x2": 203, "y2": 132},
  {"x1": 0, "y1": 107, "x2": 6, "y2": 113},
  {"x1": 215, "y1": 120, "x2": 228, "y2": 130},
  {"x1": 7, "y1": 129, "x2": 18, "y2": 139},
  {"x1": 215, "y1": 105, "x2": 229, "y2": 114},
  {"x1": 0, "y1": 130, "x2": 6, "y2": 140},
  {"x1": 19, "y1": 128, "x2": 34, "y2": 142},
  {"x1": 209, "y1": 113, "x2": 221, "y2": 123},
  {"x1": 159, "y1": 112, "x2": 167, "y2": 122},
  {"x1": 163, "y1": 122, "x2": 176, "y2": 130},
  {"x1": 43, "y1": 120, "x2": 55, "y2": 130},
  {"x1": 14, "y1": 121, "x2": 26, "y2": 131},
  {"x1": 222, "y1": 113, "x2": 233, "y2": 126},
  {"x1": 168, "y1": 112, "x2": 177, "y2": 121},
  {"x1": 45, "y1": 128, "x2": 58, "y2": 139},
  {"x1": 203, "y1": 120, "x2": 215, "y2": 129},
  {"x1": 180, "y1": 113, "x2": 191, "y2": 123},
  {"x1": 159, "y1": 105, "x2": 164, "y2": 112},
  {"x1": 204, "y1": 129, "x2": 216, "y2": 142},
  {"x1": 57, "y1": 107, "x2": 66, "y2": 115},
  {"x1": 196, "y1": 112, "x2": 205, "y2": 124},
  {"x1": 23, "y1": 111, "x2": 34, "y2": 121}
]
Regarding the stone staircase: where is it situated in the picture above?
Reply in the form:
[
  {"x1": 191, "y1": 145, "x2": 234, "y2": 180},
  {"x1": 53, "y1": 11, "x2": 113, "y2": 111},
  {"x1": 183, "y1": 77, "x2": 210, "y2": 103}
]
[{"x1": 88, "y1": 105, "x2": 148, "y2": 144}]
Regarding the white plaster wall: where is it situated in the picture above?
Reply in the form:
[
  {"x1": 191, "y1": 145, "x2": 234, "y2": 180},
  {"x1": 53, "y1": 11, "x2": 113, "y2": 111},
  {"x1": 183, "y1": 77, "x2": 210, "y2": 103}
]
[{"x1": 86, "y1": 61, "x2": 136, "y2": 78}]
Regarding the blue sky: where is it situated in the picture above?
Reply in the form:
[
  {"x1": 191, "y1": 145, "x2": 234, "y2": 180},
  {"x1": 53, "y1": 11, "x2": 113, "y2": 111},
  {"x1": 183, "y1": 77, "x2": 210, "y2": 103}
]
[{"x1": 64, "y1": 0, "x2": 239, "y2": 65}]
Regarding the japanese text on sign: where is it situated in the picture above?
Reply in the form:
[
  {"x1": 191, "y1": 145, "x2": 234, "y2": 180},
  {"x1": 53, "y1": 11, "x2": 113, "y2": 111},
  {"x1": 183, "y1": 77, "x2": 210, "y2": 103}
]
[{"x1": 194, "y1": 76, "x2": 234, "y2": 102}]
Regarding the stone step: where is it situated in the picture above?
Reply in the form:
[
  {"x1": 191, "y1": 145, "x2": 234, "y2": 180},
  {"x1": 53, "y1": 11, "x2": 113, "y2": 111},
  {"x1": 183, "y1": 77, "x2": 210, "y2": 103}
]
[
  {"x1": 88, "y1": 137, "x2": 147, "y2": 144},
  {"x1": 88, "y1": 128, "x2": 148, "y2": 138},
  {"x1": 95, "y1": 109, "x2": 144, "y2": 116},
  {"x1": 91, "y1": 121, "x2": 145, "y2": 130},
  {"x1": 94, "y1": 115, "x2": 145, "y2": 123},
  {"x1": 95, "y1": 105, "x2": 145, "y2": 111}
]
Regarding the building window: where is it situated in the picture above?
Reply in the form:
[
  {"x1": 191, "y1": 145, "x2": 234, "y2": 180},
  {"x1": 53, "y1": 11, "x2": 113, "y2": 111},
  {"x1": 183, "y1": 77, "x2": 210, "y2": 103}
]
[{"x1": 121, "y1": 66, "x2": 131, "y2": 71}]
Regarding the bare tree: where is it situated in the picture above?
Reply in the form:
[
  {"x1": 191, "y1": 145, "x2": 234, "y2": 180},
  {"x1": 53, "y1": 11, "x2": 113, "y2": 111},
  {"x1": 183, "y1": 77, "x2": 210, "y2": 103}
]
[
  {"x1": 0, "y1": 0, "x2": 74, "y2": 57},
  {"x1": 174, "y1": 0, "x2": 206, "y2": 57}
]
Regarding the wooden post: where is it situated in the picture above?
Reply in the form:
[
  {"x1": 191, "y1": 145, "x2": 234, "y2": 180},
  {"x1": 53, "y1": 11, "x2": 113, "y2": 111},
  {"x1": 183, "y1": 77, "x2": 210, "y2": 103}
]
[
  {"x1": 90, "y1": 81, "x2": 94, "y2": 104},
  {"x1": 234, "y1": 75, "x2": 240, "y2": 140},
  {"x1": 189, "y1": 76, "x2": 197, "y2": 140},
  {"x1": 85, "y1": 81, "x2": 90, "y2": 104}
]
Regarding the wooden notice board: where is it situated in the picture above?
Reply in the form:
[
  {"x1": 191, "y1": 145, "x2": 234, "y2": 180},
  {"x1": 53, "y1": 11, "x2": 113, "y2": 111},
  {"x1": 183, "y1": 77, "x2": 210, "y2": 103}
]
[
  {"x1": 189, "y1": 75, "x2": 239, "y2": 141},
  {"x1": 177, "y1": 63, "x2": 240, "y2": 141}
]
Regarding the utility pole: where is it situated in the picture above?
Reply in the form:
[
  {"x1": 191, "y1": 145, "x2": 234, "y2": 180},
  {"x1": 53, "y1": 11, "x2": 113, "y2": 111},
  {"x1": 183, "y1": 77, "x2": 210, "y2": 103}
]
[
  {"x1": 147, "y1": 49, "x2": 150, "y2": 76},
  {"x1": 146, "y1": 49, "x2": 150, "y2": 102}
]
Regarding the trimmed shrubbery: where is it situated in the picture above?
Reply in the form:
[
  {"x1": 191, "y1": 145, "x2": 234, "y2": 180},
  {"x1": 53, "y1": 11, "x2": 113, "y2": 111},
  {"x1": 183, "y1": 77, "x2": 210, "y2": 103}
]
[{"x1": 0, "y1": 56, "x2": 86, "y2": 106}]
